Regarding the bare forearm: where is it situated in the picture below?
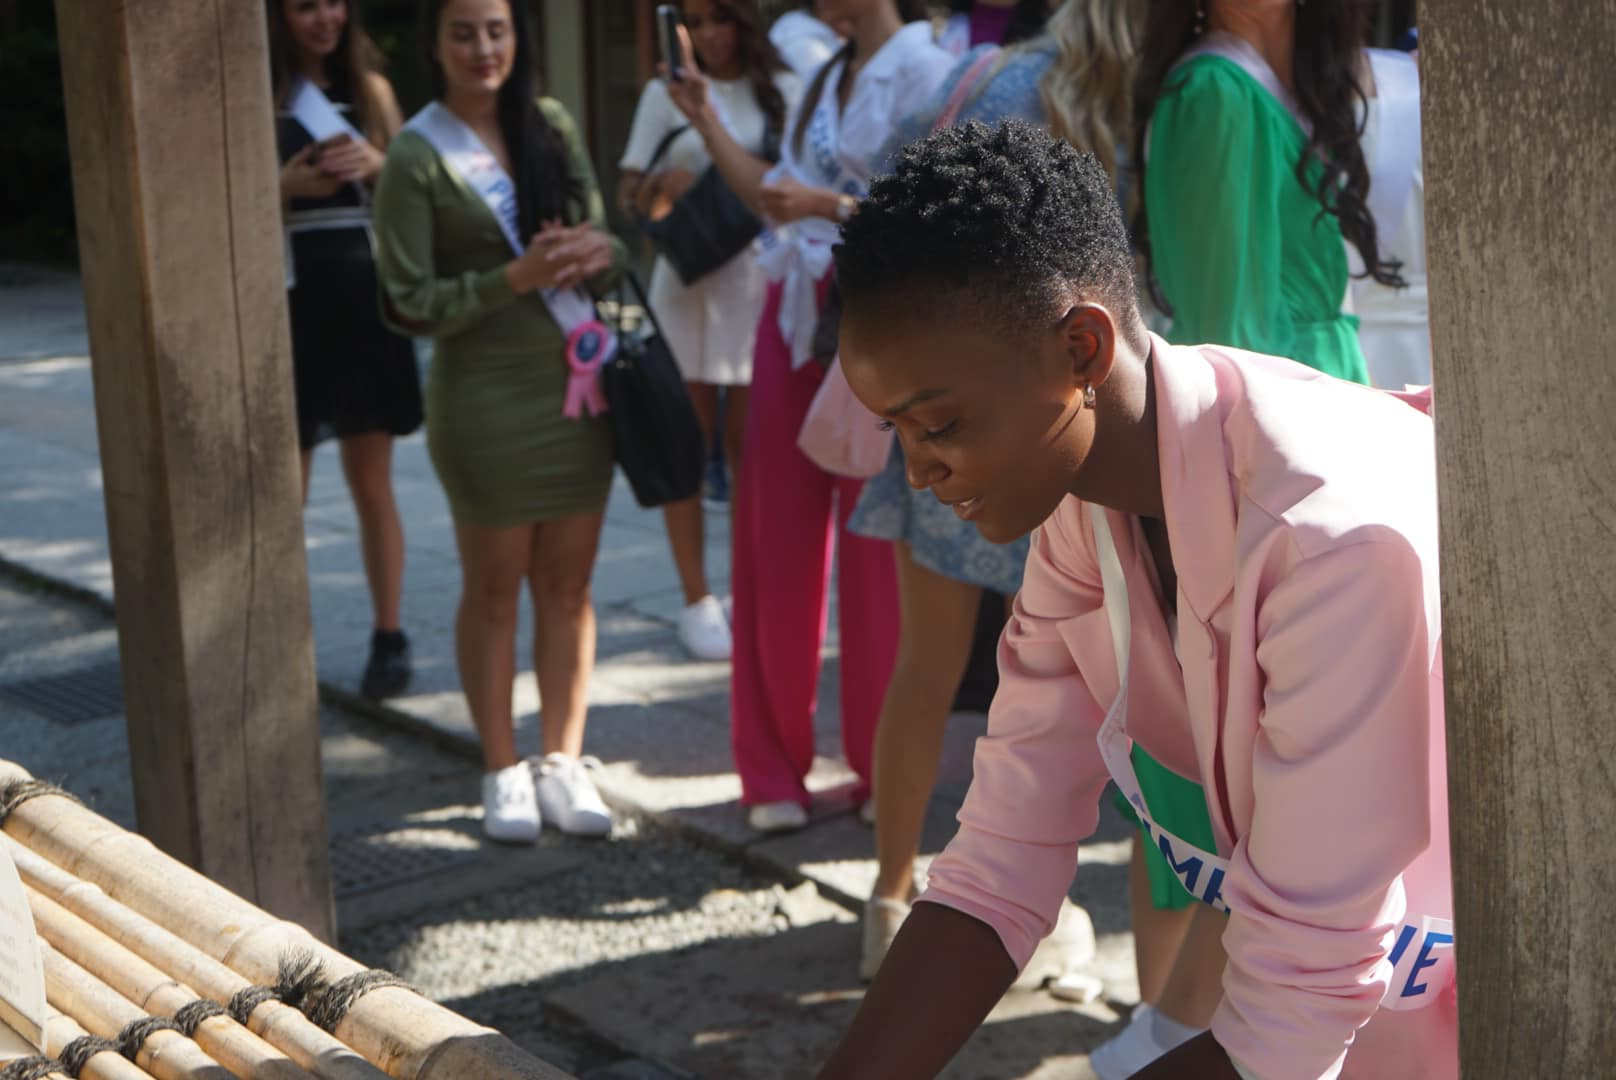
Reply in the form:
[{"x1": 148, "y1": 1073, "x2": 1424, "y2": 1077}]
[
  {"x1": 692, "y1": 110, "x2": 771, "y2": 215},
  {"x1": 1131, "y1": 1031, "x2": 1242, "y2": 1079},
  {"x1": 818, "y1": 903, "x2": 1016, "y2": 1079}
]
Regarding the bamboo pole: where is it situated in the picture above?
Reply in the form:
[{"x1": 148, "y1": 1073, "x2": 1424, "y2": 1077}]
[
  {"x1": 2, "y1": 836, "x2": 383, "y2": 1080},
  {"x1": 0, "y1": 764, "x2": 573, "y2": 1080},
  {"x1": 27, "y1": 887, "x2": 315, "y2": 1080},
  {"x1": 38, "y1": 941, "x2": 235, "y2": 1080},
  {"x1": 41, "y1": 1005, "x2": 156, "y2": 1080}
]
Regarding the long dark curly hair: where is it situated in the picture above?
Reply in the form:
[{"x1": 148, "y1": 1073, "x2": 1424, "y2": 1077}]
[
  {"x1": 685, "y1": 0, "x2": 791, "y2": 136},
  {"x1": 1131, "y1": 0, "x2": 1404, "y2": 302},
  {"x1": 421, "y1": 0, "x2": 582, "y2": 231}
]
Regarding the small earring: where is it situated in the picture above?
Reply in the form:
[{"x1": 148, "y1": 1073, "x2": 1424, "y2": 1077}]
[
  {"x1": 1083, "y1": 384, "x2": 1097, "y2": 410},
  {"x1": 1193, "y1": 0, "x2": 1207, "y2": 34}
]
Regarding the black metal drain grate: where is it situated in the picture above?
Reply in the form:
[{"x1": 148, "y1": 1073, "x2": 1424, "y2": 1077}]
[
  {"x1": 329, "y1": 820, "x2": 483, "y2": 900},
  {"x1": 0, "y1": 662, "x2": 124, "y2": 725}
]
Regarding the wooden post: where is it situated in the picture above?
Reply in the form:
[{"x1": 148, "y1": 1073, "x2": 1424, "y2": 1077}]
[
  {"x1": 53, "y1": 0, "x2": 334, "y2": 940},
  {"x1": 1422, "y1": 2, "x2": 1616, "y2": 1073}
]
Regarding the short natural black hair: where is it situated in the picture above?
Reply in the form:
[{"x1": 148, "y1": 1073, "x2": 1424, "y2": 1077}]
[{"x1": 834, "y1": 120, "x2": 1144, "y2": 348}]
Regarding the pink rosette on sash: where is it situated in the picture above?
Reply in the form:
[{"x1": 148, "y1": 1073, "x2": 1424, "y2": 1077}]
[{"x1": 562, "y1": 319, "x2": 614, "y2": 419}]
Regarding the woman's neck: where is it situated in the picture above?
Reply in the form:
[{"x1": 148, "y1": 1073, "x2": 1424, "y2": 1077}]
[
  {"x1": 1071, "y1": 337, "x2": 1166, "y2": 521},
  {"x1": 297, "y1": 51, "x2": 330, "y2": 88},
  {"x1": 443, "y1": 87, "x2": 500, "y2": 130},
  {"x1": 849, "y1": 5, "x2": 904, "y2": 63},
  {"x1": 1208, "y1": 2, "x2": 1295, "y2": 92}
]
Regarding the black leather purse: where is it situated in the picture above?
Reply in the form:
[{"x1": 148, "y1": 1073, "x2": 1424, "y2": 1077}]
[
  {"x1": 636, "y1": 123, "x2": 780, "y2": 286},
  {"x1": 601, "y1": 271, "x2": 706, "y2": 508}
]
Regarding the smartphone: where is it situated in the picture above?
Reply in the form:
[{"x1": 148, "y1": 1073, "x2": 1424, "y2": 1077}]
[{"x1": 656, "y1": 4, "x2": 683, "y2": 83}]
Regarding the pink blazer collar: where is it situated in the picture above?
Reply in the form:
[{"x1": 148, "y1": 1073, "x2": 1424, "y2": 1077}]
[{"x1": 1149, "y1": 334, "x2": 1240, "y2": 622}]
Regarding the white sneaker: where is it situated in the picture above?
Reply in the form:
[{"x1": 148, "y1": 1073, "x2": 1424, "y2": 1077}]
[
  {"x1": 859, "y1": 896, "x2": 912, "y2": 981},
  {"x1": 1013, "y1": 898, "x2": 1098, "y2": 990},
  {"x1": 481, "y1": 764, "x2": 540, "y2": 844},
  {"x1": 1089, "y1": 1004, "x2": 1204, "y2": 1080},
  {"x1": 532, "y1": 753, "x2": 613, "y2": 837},
  {"x1": 678, "y1": 595, "x2": 732, "y2": 661},
  {"x1": 746, "y1": 800, "x2": 808, "y2": 833}
]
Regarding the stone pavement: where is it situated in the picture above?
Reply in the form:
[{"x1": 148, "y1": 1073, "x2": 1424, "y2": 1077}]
[{"x1": 0, "y1": 263, "x2": 1142, "y2": 1075}]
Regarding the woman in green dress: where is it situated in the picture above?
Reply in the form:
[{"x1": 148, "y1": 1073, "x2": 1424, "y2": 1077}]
[
  {"x1": 372, "y1": 0, "x2": 625, "y2": 844},
  {"x1": 1086, "y1": 0, "x2": 1408, "y2": 1072}
]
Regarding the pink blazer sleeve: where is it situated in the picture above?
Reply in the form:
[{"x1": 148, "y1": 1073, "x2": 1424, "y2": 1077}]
[
  {"x1": 1215, "y1": 538, "x2": 1437, "y2": 1080},
  {"x1": 918, "y1": 504, "x2": 1115, "y2": 969}
]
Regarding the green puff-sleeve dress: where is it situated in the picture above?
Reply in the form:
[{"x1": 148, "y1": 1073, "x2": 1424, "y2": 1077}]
[
  {"x1": 372, "y1": 98, "x2": 626, "y2": 528},
  {"x1": 1127, "y1": 53, "x2": 1373, "y2": 910}
]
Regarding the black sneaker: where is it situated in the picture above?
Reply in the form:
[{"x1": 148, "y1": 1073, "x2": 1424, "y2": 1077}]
[{"x1": 360, "y1": 629, "x2": 412, "y2": 700}]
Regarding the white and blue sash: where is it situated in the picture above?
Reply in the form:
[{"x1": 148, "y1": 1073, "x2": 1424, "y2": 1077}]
[{"x1": 404, "y1": 102, "x2": 612, "y2": 416}]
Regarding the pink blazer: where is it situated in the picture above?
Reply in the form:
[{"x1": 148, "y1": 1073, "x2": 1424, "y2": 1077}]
[{"x1": 921, "y1": 338, "x2": 1456, "y2": 1080}]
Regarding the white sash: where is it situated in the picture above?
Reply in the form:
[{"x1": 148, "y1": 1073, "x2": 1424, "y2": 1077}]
[
  {"x1": 288, "y1": 76, "x2": 365, "y2": 143},
  {"x1": 404, "y1": 101, "x2": 609, "y2": 350},
  {"x1": 1364, "y1": 49, "x2": 1421, "y2": 244},
  {"x1": 759, "y1": 61, "x2": 859, "y2": 369},
  {"x1": 1086, "y1": 504, "x2": 1455, "y2": 1012},
  {"x1": 936, "y1": 13, "x2": 971, "y2": 58}
]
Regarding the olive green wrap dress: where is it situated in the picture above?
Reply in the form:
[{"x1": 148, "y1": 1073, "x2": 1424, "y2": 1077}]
[{"x1": 372, "y1": 98, "x2": 626, "y2": 527}]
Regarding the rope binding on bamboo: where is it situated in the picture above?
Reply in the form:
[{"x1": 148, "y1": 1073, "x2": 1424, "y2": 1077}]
[
  {"x1": 55, "y1": 1035, "x2": 119, "y2": 1077},
  {"x1": 114, "y1": 1014, "x2": 177, "y2": 1061},
  {"x1": 0, "y1": 1056, "x2": 60, "y2": 1080},
  {"x1": 0, "y1": 780, "x2": 77, "y2": 825},
  {"x1": 170, "y1": 998, "x2": 227, "y2": 1038}
]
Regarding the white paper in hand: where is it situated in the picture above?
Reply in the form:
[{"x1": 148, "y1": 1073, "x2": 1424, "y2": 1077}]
[{"x1": 0, "y1": 845, "x2": 45, "y2": 1059}]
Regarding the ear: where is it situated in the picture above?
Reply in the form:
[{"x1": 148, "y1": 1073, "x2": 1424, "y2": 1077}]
[{"x1": 1058, "y1": 302, "x2": 1119, "y2": 392}]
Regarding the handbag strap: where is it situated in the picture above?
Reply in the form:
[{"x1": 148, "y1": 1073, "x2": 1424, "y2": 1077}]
[
  {"x1": 613, "y1": 269, "x2": 672, "y2": 345},
  {"x1": 934, "y1": 47, "x2": 1002, "y2": 131},
  {"x1": 641, "y1": 123, "x2": 692, "y2": 178}
]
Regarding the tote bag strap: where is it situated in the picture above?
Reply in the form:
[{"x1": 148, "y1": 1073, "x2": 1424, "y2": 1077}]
[{"x1": 934, "y1": 46, "x2": 1002, "y2": 131}]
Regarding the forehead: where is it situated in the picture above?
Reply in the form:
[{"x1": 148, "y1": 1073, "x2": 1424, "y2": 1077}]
[{"x1": 441, "y1": 0, "x2": 511, "y2": 25}]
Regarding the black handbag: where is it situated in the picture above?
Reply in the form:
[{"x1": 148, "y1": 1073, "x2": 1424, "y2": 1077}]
[
  {"x1": 601, "y1": 271, "x2": 706, "y2": 508},
  {"x1": 635, "y1": 123, "x2": 780, "y2": 286}
]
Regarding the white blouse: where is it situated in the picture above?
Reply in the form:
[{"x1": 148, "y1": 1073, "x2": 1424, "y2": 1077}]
[
  {"x1": 619, "y1": 71, "x2": 802, "y2": 180},
  {"x1": 777, "y1": 21, "x2": 954, "y2": 196}
]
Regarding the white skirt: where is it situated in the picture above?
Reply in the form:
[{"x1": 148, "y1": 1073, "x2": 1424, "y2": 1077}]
[{"x1": 647, "y1": 245, "x2": 768, "y2": 387}]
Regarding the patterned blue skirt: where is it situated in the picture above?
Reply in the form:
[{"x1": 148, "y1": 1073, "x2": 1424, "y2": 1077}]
[{"x1": 846, "y1": 442, "x2": 1029, "y2": 595}]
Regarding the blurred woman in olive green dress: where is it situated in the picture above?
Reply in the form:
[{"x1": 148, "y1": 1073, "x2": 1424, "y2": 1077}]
[{"x1": 373, "y1": 0, "x2": 625, "y2": 843}]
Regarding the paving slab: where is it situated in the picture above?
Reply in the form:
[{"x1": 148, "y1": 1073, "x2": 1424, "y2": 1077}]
[{"x1": 546, "y1": 914, "x2": 1126, "y2": 1080}]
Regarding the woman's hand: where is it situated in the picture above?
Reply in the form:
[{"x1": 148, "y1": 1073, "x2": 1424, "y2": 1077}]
[
  {"x1": 1129, "y1": 1031, "x2": 1242, "y2": 1079},
  {"x1": 661, "y1": 26, "x2": 717, "y2": 134},
  {"x1": 315, "y1": 133, "x2": 386, "y2": 184},
  {"x1": 507, "y1": 222, "x2": 614, "y2": 293},
  {"x1": 279, "y1": 143, "x2": 345, "y2": 202},
  {"x1": 759, "y1": 175, "x2": 840, "y2": 225}
]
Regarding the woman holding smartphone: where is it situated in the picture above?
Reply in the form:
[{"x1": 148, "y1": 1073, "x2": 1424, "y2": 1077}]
[
  {"x1": 617, "y1": 0, "x2": 800, "y2": 663},
  {"x1": 664, "y1": 0, "x2": 953, "y2": 833},
  {"x1": 268, "y1": 0, "x2": 419, "y2": 702},
  {"x1": 372, "y1": 0, "x2": 623, "y2": 843}
]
